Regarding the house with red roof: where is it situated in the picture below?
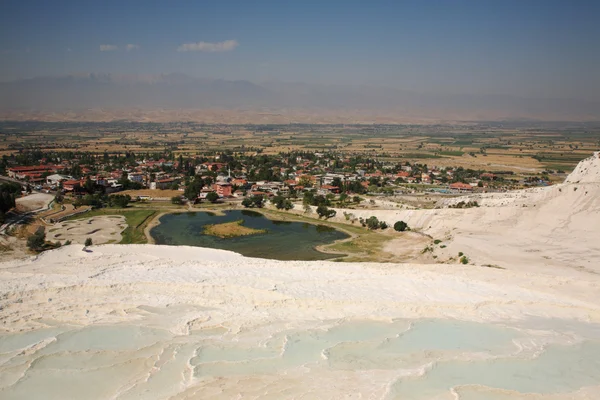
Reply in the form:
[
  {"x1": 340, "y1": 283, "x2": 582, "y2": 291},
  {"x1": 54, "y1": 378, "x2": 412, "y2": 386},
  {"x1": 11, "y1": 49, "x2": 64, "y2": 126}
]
[
  {"x1": 449, "y1": 182, "x2": 473, "y2": 191},
  {"x1": 62, "y1": 180, "x2": 81, "y2": 192}
]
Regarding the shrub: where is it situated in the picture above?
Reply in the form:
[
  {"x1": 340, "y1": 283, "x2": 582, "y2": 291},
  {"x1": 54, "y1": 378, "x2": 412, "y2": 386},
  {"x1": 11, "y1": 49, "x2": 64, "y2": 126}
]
[
  {"x1": 394, "y1": 221, "x2": 408, "y2": 232},
  {"x1": 366, "y1": 216, "x2": 380, "y2": 230},
  {"x1": 64, "y1": 240, "x2": 72, "y2": 245},
  {"x1": 27, "y1": 227, "x2": 46, "y2": 252},
  {"x1": 85, "y1": 238, "x2": 93, "y2": 247},
  {"x1": 421, "y1": 246, "x2": 433, "y2": 254},
  {"x1": 458, "y1": 252, "x2": 464, "y2": 257},
  {"x1": 449, "y1": 201, "x2": 479, "y2": 209},
  {"x1": 171, "y1": 196, "x2": 183, "y2": 205},
  {"x1": 433, "y1": 239, "x2": 442, "y2": 244},
  {"x1": 460, "y1": 255, "x2": 469, "y2": 264}
]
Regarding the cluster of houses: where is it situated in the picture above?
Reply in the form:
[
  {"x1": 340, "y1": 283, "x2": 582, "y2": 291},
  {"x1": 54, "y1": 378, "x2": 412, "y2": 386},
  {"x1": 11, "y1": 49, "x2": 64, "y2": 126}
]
[{"x1": 5, "y1": 152, "x2": 544, "y2": 201}]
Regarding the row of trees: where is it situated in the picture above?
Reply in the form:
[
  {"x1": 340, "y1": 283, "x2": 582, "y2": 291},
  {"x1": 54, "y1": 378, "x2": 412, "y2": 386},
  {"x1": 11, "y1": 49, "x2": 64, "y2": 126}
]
[
  {"x1": 242, "y1": 195, "x2": 265, "y2": 208},
  {"x1": 360, "y1": 216, "x2": 388, "y2": 230},
  {"x1": 72, "y1": 193, "x2": 132, "y2": 209}
]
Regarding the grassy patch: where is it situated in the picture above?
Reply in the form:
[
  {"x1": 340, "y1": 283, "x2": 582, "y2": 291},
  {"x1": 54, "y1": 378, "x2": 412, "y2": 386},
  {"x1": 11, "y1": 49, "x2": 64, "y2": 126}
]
[
  {"x1": 259, "y1": 208, "x2": 393, "y2": 262},
  {"x1": 203, "y1": 219, "x2": 266, "y2": 238},
  {"x1": 328, "y1": 232, "x2": 391, "y2": 262}
]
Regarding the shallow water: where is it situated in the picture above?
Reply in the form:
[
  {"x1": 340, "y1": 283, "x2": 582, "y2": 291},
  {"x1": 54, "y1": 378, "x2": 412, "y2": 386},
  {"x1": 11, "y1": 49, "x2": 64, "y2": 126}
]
[
  {"x1": 150, "y1": 209, "x2": 349, "y2": 260},
  {"x1": 1, "y1": 315, "x2": 599, "y2": 399},
  {"x1": 390, "y1": 341, "x2": 600, "y2": 399}
]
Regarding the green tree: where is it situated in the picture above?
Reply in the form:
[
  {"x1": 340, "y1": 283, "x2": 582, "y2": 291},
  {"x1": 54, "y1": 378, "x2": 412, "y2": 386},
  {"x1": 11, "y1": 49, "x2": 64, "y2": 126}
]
[
  {"x1": 206, "y1": 192, "x2": 219, "y2": 203},
  {"x1": 339, "y1": 193, "x2": 348, "y2": 205},
  {"x1": 84, "y1": 176, "x2": 95, "y2": 194},
  {"x1": 251, "y1": 195, "x2": 264, "y2": 208},
  {"x1": 184, "y1": 177, "x2": 203, "y2": 200},
  {"x1": 331, "y1": 177, "x2": 343, "y2": 189},
  {"x1": 302, "y1": 190, "x2": 315, "y2": 206},
  {"x1": 298, "y1": 176, "x2": 313, "y2": 187},
  {"x1": 109, "y1": 194, "x2": 131, "y2": 208},
  {"x1": 272, "y1": 195, "x2": 292, "y2": 210},
  {"x1": 394, "y1": 221, "x2": 408, "y2": 232},
  {"x1": 272, "y1": 195, "x2": 285, "y2": 209},
  {"x1": 241, "y1": 197, "x2": 253, "y2": 208},
  {"x1": 316, "y1": 205, "x2": 336, "y2": 219}
]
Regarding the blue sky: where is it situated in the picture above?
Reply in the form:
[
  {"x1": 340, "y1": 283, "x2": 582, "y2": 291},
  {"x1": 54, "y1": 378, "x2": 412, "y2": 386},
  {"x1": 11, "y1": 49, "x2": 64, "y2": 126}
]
[{"x1": 1, "y1": 0, "x2": 599, "y2": 100}]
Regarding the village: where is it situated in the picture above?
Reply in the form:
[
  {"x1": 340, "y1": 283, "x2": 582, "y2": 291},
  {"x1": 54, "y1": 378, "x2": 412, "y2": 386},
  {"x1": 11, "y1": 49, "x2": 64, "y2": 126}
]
[{"x1": 2, "y1": 149, "x2": 557, "y2": 209}]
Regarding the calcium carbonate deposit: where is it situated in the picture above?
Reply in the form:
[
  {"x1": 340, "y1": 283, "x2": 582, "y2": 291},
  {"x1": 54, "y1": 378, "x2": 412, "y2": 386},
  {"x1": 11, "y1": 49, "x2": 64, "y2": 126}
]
[{"x1": 1, "y1": 152, "x2": 600, "y2": 399}]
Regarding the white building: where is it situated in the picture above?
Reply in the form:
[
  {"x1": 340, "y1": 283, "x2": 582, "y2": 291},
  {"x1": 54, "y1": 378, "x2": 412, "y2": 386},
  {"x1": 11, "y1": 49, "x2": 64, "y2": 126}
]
[{"x1": 46, "y1": 174, "x2": 72, "y2": 186}]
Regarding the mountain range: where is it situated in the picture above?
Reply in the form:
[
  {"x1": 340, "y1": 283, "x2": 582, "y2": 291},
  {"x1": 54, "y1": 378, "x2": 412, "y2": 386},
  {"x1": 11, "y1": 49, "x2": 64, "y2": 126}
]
[{"x1": 1, "y1": 73, "x2": 598, "y2": 122}]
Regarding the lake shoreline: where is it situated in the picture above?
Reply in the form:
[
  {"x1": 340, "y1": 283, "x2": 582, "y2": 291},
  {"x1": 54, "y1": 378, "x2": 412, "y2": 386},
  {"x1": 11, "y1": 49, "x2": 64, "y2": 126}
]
[{"x1": 146, "y1": 206, "x2": 353, "y2": 260}]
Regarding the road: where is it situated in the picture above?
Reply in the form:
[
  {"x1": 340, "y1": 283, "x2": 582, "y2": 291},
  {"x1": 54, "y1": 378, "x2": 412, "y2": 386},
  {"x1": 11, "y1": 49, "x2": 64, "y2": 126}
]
[{"x1": 0, "y1": 175, "x2": 28, "y2": 187}]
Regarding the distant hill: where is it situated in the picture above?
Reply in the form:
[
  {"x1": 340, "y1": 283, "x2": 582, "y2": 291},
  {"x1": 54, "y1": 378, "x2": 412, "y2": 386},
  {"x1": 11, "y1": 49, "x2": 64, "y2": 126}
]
[{"x1": 0, "y1": 73, "x2": 598, "y2": 122}]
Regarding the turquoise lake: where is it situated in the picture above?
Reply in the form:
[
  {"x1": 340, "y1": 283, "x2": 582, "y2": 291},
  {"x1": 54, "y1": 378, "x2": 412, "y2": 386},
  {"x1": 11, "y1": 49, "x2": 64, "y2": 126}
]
[{"x1": 150, "y1": 209, "x2": 349, "y2": 260}]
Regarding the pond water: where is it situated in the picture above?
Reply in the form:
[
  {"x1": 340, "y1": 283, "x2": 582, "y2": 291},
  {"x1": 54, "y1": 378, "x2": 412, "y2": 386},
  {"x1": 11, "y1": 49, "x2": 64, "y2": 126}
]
[{"x1": 150, "y1": 209, "x2": 349, "y2": 260}]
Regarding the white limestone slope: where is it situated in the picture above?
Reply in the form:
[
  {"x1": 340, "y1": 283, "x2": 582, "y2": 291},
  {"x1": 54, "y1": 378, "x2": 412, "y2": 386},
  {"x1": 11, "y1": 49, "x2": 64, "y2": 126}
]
[
  {"x1": 0, "y1": 153, "x2": 599, "y2": 400},
  {"x1": 0, "y1": 243, "x2": 598, "y2": 334},
  {"x1": 331, "y1": 151, "x2": 600, "y2": 275},
  {"x1": 565, "y1": 151, "x2": 600, "y2": 183},
  {"x1": 0, "y1": 153, "x2": 598, "y2": 333}
]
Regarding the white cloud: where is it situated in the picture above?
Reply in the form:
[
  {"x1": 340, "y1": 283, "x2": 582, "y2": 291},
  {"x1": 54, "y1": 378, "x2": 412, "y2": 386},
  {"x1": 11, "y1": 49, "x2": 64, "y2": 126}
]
[
  {"x1": 100, "y1": 44, "x2": 118, "y2": 52},
  {"x1": 126, "y1": 44, "x2": 140, "y2": 51},
  {"x1": 177, "y1": 39, "x2": 238, "y2": 52}
]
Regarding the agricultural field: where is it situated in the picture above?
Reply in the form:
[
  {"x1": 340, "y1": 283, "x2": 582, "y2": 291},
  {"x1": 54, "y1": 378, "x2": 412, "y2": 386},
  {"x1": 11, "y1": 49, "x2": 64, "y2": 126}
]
[{"x1": 1, "y1": 121, "x2": 599, "y2": 174}]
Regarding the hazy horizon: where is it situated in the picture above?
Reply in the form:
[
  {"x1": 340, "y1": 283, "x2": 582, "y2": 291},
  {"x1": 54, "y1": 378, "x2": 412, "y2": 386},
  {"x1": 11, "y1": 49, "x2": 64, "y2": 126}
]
[{"x1": 2, "y1": 0, "x2": 600, "y2": 103}]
